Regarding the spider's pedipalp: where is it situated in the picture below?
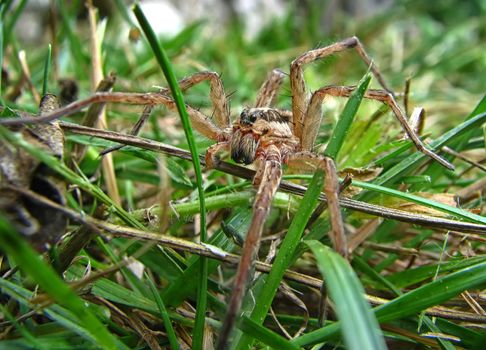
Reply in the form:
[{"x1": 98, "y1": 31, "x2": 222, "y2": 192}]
[{"x1": 205, "y1": 141, "x2": 230, "y2": 169}]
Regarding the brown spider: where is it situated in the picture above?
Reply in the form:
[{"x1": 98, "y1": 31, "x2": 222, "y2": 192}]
[
  {"x1": 0, "y1": 36, "x2": 453, "y2": 348},
  {"x1": 161, "y1": 36, "x2": 452, "y2": 348}
]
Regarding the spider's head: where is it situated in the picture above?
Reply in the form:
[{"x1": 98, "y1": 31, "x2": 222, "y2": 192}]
[
  {"x1": 239, "y1": 108, "x2": 259, "y2": 125},
  {"x1": 239, "y1": 107, "x2": 289, "y2": 126}
]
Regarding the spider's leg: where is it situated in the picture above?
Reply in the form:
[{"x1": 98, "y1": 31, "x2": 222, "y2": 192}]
[
  {"x1": 100, "y1": 105, "x2": 153, "y2": 156},
  {"x1": 290, "y1": 36, "x2": 393, "y2": 142},
  {"x1": 285, "y1": 151, "x2": 347, "y2": 258},
  {"x1": 254, "y1": 69, "x2": 286, "y2": 108},
  {"x1": 304, "y1": 85, "x2": 453, "y2": 169},
  {"x1": 2, "y1": 92, "x2": 229, "y2": 141},
  {"x1": 205, "y1": 141, "x2": 230, "y2": 169},
  {"x1": 216, "y1": 145, "x2": 282, "y2": 350},
  {"x1": 160, "y1": 71, "x2": 231, "y2": 129}
]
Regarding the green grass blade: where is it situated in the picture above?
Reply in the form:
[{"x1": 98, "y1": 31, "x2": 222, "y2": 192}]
[
  {"x1": 235, "y1": 170, "x2": 323, "y2": 349},
  {"x1": 57, "y1": 0, "x2": 87, "y2": 75},
  {"x1": 371, "y1": 111, "x2": 486, "y2": 187},
  {"x1": 305, "y1": 240, "x2": 387, "y2": 350},
  {"x1": 239, "y1": 317, "x2": 300, "y2": 350},
  {"x1": 374, "y1": 262, "x2": 486, "y2": 323},
  {"x1": 0, "y1": 216, "x2": 126, "y2": 350},
  {"x1": 417, "y1": 94, "x2": 486, "y2": 186},
  {"x1": 162, "y1": 210, "x2": 251, "y2": 307},
  {"x1": 3, "y1": 0, "x2": 26, "y2": 45},
  {"x1": 353, "y1": 179, "x2": 486, "y2": 224},
  {"x1": 283, "y1": 173, "x2": 484, "y2": 224},
  {"x1": 0, "y1": 303, "x2": 49, "y2": 350},
  {"x1": 113, "y1": 0, "x2": 136, "y2": 26},
  {"x1": 354, "y1": 257, "x2": 457, "y2": 349},
  {"x1": 0, "y1": 277, "x2": 114, "y2": 346},
  {"x1": 324, "y1": 71, "x2": 371, "y2": 159},
  {"x1": 42, "y1": 44, "x2": 52, "y2": 95},
  {"x1": 132, "y1": 5, "x2": 208, "y2": 349},
  {"x1": 0, "y1": 10, "x2": 3, "y2": 104},
  {"x1": 293, "y1": 261, "x2": 486, "y2": 347},
  {"x1": 386, "y1": 255, "x2": 486, "y2": 289},
  {"x1": 146, "y1": 273, "x2": 180, "y2": 350}
]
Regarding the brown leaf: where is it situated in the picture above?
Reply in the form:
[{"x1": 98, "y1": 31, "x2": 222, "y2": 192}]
[{"x1": 0, "y1": 94, "x2": 67, "y2": 251}]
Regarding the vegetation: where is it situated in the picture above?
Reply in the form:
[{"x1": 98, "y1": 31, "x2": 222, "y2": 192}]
[{"x1": 0, "y1": 0, "x2": 484, "y2": 349}]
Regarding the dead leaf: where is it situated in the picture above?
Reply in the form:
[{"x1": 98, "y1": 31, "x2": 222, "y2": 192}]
[{"x1": 0, "y1": 94, "x2": 67, "y2": 251}]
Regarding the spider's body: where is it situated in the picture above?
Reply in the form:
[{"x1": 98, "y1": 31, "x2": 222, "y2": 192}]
[{"x1": 230, "y1": 108, "x2": 298, "y2": 165}]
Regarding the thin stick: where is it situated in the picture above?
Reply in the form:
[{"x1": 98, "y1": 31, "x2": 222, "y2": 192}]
[
  {"x1": 57, "y1": 122, "x2": 486, "y2": 234},
  {"x1": 18, "y1": 50, "x2": 40, "y2": 104}
]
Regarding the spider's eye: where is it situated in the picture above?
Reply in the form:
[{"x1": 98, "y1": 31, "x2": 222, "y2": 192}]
[{"x1": 240, "y1": 109, "x2": 257, "y2": 125}]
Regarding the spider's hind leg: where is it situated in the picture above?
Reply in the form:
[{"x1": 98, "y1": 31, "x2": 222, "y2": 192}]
[
  {"x1": 290, "y1": 36, "x2": 393, "y2": 143},
  {"x1": 285, "y1": 151, "x2": 347, "y2": 258}
]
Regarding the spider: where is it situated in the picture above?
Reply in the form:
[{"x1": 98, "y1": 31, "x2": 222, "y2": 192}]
[
  {"x1": 0, "y1": 36, "x2": 453, "y2": 349},
  {"x1": 169, "y1": 36, "x2": 453, "y2": 349}
]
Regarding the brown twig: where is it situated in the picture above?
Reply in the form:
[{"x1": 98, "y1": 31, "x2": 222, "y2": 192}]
[{"x1": 58, "y1": 122, "x2": 486, "y2": 234}]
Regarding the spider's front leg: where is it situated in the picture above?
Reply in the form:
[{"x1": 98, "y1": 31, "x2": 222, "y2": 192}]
[
  {"x1": 290, "y1": 36, "x2": 393, "y2": 140},
  {"x1": 304, "y1": 85, "x2": 454, "y2": 169},
  {"x1": 160, "y1": 71, "x2": 231, "y2": 129},
  {"x1": 290, "y1": 36, "x2": 453, "y2": 169},
  {"x1": 216, "y1": 145, "x2": 283, "y2": 350},
  {"x1": 285, "y1": 152, "x2": 347, "y2": 258}
]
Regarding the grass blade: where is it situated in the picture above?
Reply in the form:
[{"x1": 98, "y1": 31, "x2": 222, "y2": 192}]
[
  {"x1": 146, "y1": 273, "x2": 180, "y2": 350},
  {"x1": 42, "y1": 44, "x2": 52, "y2": 95},
  {"x1": 239, "y1": 317, "x2": 300, "y2": 350},
  {"x1": 374, "y1": 262, "x2": 486, "y2": 323},
  {"x1": 353, "y1": 179, "x2": 486, "y2": 224},
  {"x1": 305, "y1": 240, "x2": 387, "y2": 350},
  {"x1": 293, "y1": 260, "x2": 486, "y2": 347},
  {"x1": 0, "y1": 9, "x2": 3, "y2": 104},
  {"x1": 324, "y1": 71, "x2": 371, "y2": 159},
  {"x1": 0, "y1": 216, "x2": 126, "y2": 350},
  {"x1": 371, "y1": 111, "x2": 486, "y2": 187},
  {"x1": 132, "y1": 5, "x2": 208, "y2": 349}
]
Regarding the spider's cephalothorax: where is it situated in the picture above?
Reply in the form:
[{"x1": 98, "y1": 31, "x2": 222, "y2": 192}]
[{"x1": 230, "y1": 107, "x2": 295, "y2": 165}]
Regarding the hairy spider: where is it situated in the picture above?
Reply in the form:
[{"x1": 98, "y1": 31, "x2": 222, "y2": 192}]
[
  {"x1": 178, "y1": 36, "x2": 453, "y2": 349},
  {"x1": 0, "y1": 36, "x2": 453, "y2": 348}
]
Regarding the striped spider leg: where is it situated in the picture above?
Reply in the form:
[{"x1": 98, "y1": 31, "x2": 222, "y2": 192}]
[{"x1": 291, "y1": 36, "x2": 453, "y2": 169}]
